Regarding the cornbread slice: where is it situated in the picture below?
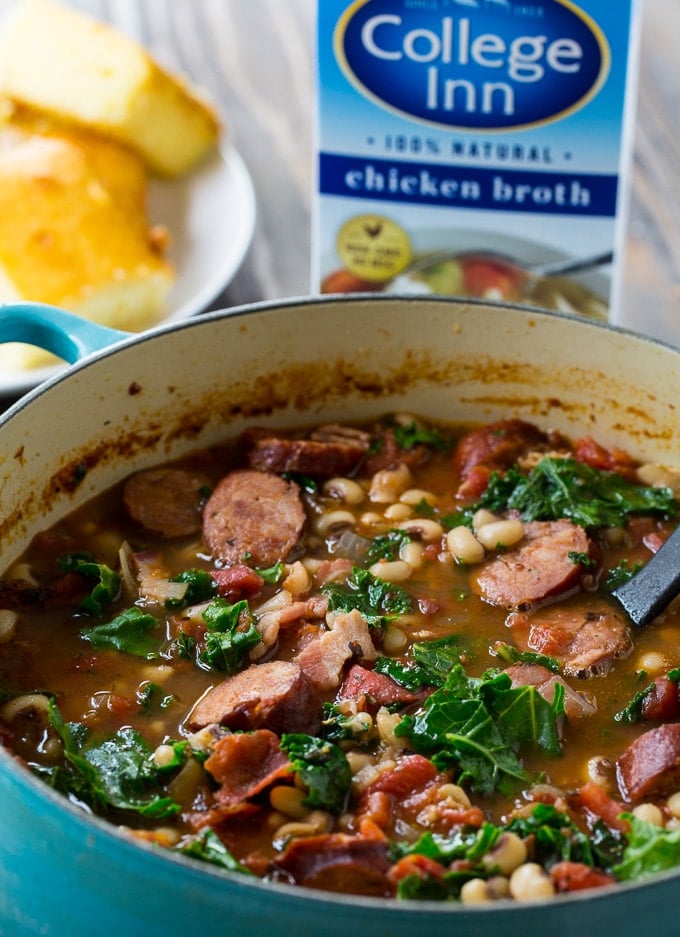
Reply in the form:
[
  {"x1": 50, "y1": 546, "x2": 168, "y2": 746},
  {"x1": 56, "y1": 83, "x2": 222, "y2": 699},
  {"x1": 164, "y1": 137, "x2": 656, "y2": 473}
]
[
  {"x1": 0, "y1": 0, "x2": 220, "y2": 177},
  {"x1": 0, "y1": 114, "x2": 174, "y2": 370}
]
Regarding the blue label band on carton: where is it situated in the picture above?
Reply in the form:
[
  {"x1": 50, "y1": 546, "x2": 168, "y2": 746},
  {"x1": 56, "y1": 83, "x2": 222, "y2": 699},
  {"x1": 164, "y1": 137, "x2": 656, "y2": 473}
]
[
  {"x1": 319, "y1": 152, "x2": 618, "y2": 216},
  {"x1": 335, "y1": 0, "x2": 610, "y2": 131}
]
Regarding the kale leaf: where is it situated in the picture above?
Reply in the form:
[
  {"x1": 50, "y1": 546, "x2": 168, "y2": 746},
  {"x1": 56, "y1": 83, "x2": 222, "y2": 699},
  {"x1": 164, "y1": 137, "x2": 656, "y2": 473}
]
[
  {"x1": 280, "y1": 733, "x2": 351, "y2": 814},
  {"x1": 43, "y1": 699, "x2": 180, "y2": 818},
  {"x1": 199, "y1": 598, "x2": 261, "y2": 673},
  {"x1": 395, "y1": 664, "x2": 560, "y2": 795},
  {"x1": 374, "y1": 635, "x2": 462, "y2": 690},
  {"x1": 178, "y1": 829, "x2": 255, "y2": 875},
  {"x1": 80, "y1": 606, "x2": 160, "y2": 659},
  {"x1": 165, "y1": 568, "x2": 216, "y2": 608},
  {"x1": 58, "y1": 551, "x2": 121, "y2": 616},
  {"x1": 475, "y1": 457, "x2": 677, "y2": 528},
  {"x1": 613, "y1": 815, "x2": 680, "y2": 881},
  {"x1": 323, "y1": 567, "x2": 412, "y2": 628}
]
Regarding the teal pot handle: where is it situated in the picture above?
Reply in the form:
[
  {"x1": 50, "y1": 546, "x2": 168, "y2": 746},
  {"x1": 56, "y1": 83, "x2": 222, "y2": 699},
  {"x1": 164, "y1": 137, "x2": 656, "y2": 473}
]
[{"x1": 0, "y1": 302, "x2": 130, "y2": 364}]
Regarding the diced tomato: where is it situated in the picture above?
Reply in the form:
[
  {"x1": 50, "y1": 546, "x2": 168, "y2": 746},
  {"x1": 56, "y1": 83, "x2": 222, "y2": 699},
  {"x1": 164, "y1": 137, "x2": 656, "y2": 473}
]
[
  {"x1": 571, "y1": 780, "x2": 630, "y2": 833},
  {"x1": 366, "y1": 754, "x2": 438, "y2": 798},
  {"x1": 550, "y1": 860, "x2": 616, "y2": 892},
  {"x1": 574, "y1": 436, "x2": 638, "y2": 480},
  {"x1": 387, "y1": 852, "x2": 447, "y2": 886}
]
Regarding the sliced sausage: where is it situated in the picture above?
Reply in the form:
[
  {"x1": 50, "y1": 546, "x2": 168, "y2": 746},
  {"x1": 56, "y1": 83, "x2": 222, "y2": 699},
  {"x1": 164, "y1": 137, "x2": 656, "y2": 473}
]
[
  {"x1": 452, "y1": 419, "x2": 553, "y2": 498},
  {"x1": 473, "y1": 519, "x2": 593, "y2": 609},
  {"x1": 123, "y1": 468, "x2": 208, "y2": 538},
  {"x1": 186, "y1": 659, "x2": 320, "y2": 735},
  {"x1": 641, "y1": 677, "x2": 680, "y2": 722},
  {"x1": 272, "y1": 833, "x2": 392, "y2": 897},
  {"x1": 617, "y1": 723, "x2": 680, "y2": 803},
  {"x1": 202, "y1": 469, "x2": 305, "y2": 567},
  {"x1": 243, "y1": 425, "x2": 368, "y2": 477},
  {"x1": 507, "y1": 599, "x2": 632, "y2": 678}
]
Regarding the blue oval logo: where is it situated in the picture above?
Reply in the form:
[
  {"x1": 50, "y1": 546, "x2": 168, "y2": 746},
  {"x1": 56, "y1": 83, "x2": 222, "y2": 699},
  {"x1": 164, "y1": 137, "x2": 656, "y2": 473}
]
[{"x1": 335, "y1": 0, "x2": 610, "y2": 131}]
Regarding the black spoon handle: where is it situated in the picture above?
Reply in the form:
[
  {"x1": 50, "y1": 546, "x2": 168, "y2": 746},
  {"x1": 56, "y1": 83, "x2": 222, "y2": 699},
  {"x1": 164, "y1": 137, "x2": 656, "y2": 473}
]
[{"x1": 612, "y1": 524, "x2": 680, "y2": 628}]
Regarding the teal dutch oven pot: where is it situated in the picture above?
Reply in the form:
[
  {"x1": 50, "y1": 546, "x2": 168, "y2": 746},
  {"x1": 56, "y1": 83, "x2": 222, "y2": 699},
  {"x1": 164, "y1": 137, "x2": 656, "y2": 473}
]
[{"x1": 1, "y1": 296, "x2": 680, "y2": 937}]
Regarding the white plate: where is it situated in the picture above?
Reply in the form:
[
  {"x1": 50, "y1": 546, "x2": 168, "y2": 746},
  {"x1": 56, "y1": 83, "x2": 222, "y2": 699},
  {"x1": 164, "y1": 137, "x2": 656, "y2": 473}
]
[{"x1": 0, "y1": 142, "x2": 256, "y2": 398}]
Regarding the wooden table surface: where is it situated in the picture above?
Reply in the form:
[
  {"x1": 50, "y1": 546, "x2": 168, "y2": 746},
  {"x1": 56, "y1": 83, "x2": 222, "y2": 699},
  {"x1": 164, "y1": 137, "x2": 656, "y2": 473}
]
[{"x1": 0, "y1": 0, "x2": 678, "y2": 389}]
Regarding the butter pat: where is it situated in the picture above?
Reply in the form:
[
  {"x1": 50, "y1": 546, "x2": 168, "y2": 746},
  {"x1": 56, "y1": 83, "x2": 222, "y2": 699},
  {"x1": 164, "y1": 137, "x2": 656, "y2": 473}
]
[{"x1": 0, "y1": 0, "x2": 220, "y2": 176}]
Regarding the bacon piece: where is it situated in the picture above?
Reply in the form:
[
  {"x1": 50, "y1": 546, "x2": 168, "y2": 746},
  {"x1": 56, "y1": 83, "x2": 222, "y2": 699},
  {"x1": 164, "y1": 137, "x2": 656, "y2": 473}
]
[
  {"x1": 294, "y1": 609, "x2": 377, "y2": 692},
  {"x1": 186, "y1": 659, "x2": 321, "y2": 735},
  {"x1": 272, "y1": 833, "x2": 393, "y2": 896},
  {"x1": 205, "y1": 729, "x2": 291, "y2": 806},
  {"x1": 507, "y1": 599, "x2": 632, "y2": 678},
  {"x1": 473, "y1": 519, "x2": 593, "y2": 610}
]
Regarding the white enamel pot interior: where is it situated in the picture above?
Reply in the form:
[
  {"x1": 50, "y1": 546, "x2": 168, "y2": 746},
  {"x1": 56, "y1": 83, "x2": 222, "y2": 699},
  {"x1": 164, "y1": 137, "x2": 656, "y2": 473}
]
[{"x1": 1, "y1": 294, "x2": 679, "y2": 937}]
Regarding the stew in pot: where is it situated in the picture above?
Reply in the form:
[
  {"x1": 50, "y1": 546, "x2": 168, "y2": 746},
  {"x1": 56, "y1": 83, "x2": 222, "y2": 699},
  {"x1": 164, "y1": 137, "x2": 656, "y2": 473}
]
[{"x1": 2, "y1": 413, "x2": 680, "y2": 902}]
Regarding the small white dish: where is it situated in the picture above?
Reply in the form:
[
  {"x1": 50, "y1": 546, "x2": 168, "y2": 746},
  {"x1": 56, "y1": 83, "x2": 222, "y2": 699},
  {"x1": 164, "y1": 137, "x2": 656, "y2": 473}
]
[{"x1": 0, "y1": 142, "x2": 256, "y2": 398}]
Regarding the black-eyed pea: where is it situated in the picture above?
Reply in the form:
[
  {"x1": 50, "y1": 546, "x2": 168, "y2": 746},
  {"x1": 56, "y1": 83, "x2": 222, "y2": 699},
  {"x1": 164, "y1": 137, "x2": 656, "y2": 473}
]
[
  {"x1": 509, "y1": 862, "x2": 556, "y2": 900},
  {"x1": 667, "y1": 791, "x2": 680, "y2": 819},
  {"x1": 472, "y1": 508, "x2": 499, "y2": 530},
  {"x1": 397, "y1": 518, "x2": 444, "y2": 543},
  {"x1": 586, "y1": 755, "x2": 615, "y2": 789},
  {"x1": 383, "y1": 624, "x2": 408, "y2": 653},
  {"x1": 369, "y1": 463, "x2": 413, "y2": 503},
  {"x1": 359, "y1": 511, "x2": 385, "y2": 528},
  {"x1": 446, "y1": 526, "x2": 485, "y2": 565},
  {"x1": 475, "y1": 518, "x2": 524, "y2": 551},
  {"x1": 0, "y1": 609, "x2": 18, "y2": 644},
  {"x1": 632, "y1": 803, "x2": 665, "y2": 827},
  {"x1": 437, "y1": 782, "x2": 471, "y2": 809},
  {"x1": 314, "y1": 509, "x2": 356, "y2": 536},
  {"x1": 400, "y1": 487, "x2": 438, "y2": 507},
  {"x1": 482, "y1": 832, "x2": 527, "y2": 876},
  {"x1": 487, "y1": 876, "x2": 511, "y2": 899},
  {"x1": 399, "y1": 539, "x2": 424, "y2": 569},
  {"x1": 376, "y1": 707, "x2": 405, "y2": 747},
  {"x1": 282, "y1": 560, "x2": 312, "y2": 595},
  {"x1": 368, "y1": 559, "x2": 412, "y2": 582},
  {"x1": 270, "y1": 785, "x2": 309, "y2": 819},
  {"x1": 322, "y1": 477, "x2": 365, "y2": 505},
  {"x1": 460, "y1": 878, "x2": 493, "y2": 905},
  {"x1": 636, "y1": 651, "x2": 667, "y2": 675},
  {"x1": 383, "y1": 502, "x2": 412, "y2": 521}
]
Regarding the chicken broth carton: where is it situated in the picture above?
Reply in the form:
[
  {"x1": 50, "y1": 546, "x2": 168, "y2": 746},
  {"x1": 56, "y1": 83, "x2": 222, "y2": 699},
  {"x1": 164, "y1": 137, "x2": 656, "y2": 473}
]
[{"x1": 312, "y1": 0, "x2": 641, "y2": 323}]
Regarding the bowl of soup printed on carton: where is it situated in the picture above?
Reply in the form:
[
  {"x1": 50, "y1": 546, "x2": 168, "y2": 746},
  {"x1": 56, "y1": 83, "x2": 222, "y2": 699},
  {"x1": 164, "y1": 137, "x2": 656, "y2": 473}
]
[
  {"x1": 313, "y1": 0, "x2": 641, "y2": 327},
  {"x1": 2, "y1": 294, "x2": 680, "y2": 936}
]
